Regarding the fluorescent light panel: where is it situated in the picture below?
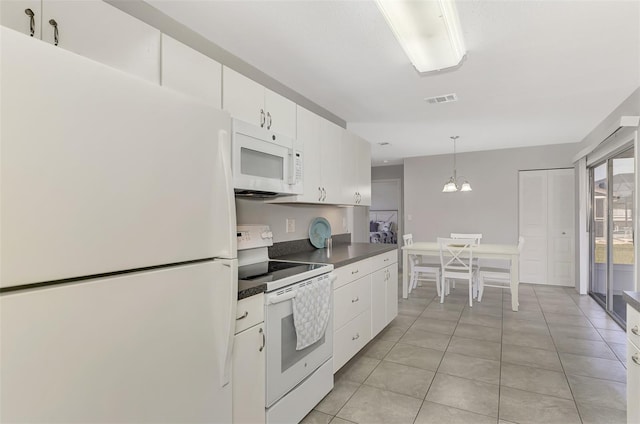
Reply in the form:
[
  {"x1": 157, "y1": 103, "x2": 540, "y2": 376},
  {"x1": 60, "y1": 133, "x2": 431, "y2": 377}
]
[{"x1": 375, "y1": 0, "x2": 466, "y2": 73}]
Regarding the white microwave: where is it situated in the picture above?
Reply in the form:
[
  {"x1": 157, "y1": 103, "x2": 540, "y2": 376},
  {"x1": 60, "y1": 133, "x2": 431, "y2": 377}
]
[{"x1": 231, "y1": 119, "x2": 303, "y2": 198}]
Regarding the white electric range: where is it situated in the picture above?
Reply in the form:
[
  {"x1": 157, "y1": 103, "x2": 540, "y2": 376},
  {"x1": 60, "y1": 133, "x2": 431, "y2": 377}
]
[{"x1": 237, "y1": 225, "x2": 335, "y2": 424}]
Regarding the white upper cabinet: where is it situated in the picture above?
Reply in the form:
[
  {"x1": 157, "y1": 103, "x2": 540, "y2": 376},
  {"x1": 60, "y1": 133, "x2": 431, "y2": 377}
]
[
  {"x1": 265, "y1": 88, "x2": 296, "y2": 139},
  {"x1": 340, "y1": 130, "x2": 359, "y2": 205},
  {"x1": 295, "y1": 106, "x2": 323, "y2": 203},
  {"x1": 1, "y1": 0, "x2": 42, "y2": 38},
  {"x1": 161, "y1": 34, "x2": 222, "y2": 108},
  {"x1": 1, "y1": 0, "x2": 161, "y2": 83},
  {"x1": 40, "y1": 0, "x2": 161, "y2": 83},
  {"x1": 223, "y1": 67, "x2": 296, "y2": 138},
  {"x1": 356, "y1": 136, "x2": 372, "y2": 206},
  {"x1": 320, "y1": 119, "x2": 343, "y2": 204},
  {"x1": 339, "y1": 131, "x2": 371, "y2": 206}
]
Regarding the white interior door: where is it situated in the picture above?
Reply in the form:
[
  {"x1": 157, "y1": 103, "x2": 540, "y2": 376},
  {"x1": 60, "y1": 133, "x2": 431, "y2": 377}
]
[
  {"x1": 519, "y1": 171, "x2": 548, "y2": 283},
  {"x1": 547, "y1": 169, "x2": 575, "y2": 286}
]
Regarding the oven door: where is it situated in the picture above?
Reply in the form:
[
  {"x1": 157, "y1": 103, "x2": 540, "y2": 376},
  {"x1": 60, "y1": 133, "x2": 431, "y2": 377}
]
[{"x1": 264, "y1": 276, "x2": 333, "y2": 407}]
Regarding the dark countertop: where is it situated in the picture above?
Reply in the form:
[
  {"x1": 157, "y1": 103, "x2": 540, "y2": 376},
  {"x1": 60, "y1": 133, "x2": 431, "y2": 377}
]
[
  {"x1": 237, "y1": 242, "x2": 398, "y2": 300},
  {"x1": 272, "y1": 242, "x2": 398, "y2": 268},
  {"x1": 623, "y1": 291, "x2": 640, "y2": 313},
  {"x1": 238, "y1": 280, "x2": 267, "y2": 301}
]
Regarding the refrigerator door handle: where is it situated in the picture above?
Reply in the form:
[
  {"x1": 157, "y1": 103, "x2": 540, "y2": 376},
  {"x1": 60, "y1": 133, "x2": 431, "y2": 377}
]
[
  {"x1": 218, "y1": 259, "x2": 238, "y2": 388},
  {"x1": 218, "y1": 129, "x2": 238, "y2": 256}
]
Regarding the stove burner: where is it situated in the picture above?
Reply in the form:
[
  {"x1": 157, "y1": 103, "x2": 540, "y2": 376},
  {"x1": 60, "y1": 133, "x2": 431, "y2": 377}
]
[{"x1": 238, "y1": 261, "x2": 327, "y2": 284}]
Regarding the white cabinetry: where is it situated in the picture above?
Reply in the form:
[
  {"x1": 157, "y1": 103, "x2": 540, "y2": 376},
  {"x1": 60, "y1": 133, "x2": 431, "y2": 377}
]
[
  {"x1": 356, "y1": 136, "x2": 372, "y2": 206},
  {"x1": 370, "y1": 250, "x2": 398, "y2": 337},
  {"x1": 233, "y1": 294, "x2": 265, "y2": 424},
  {"x1": 1, "y1": 1, "x2": 42, "y2": 38},
  {"x1": 628, "y1": 304, "x2": 640, "y2": 424},
  {"x1": 341, "y1": 131, "x2": 372, "y2": 206},
  {"x1": 332, "y1": 251, "x2": 398, "y2": 372},
  {"x1": 222, "y1": 67, "x2": 296, "y2": 138},
  {"x1": 1, "y1": 0, "x2": 161, "y2": 83},
  {"x1": 161, "y1": 34, "x2": 221, "y2": 108}
]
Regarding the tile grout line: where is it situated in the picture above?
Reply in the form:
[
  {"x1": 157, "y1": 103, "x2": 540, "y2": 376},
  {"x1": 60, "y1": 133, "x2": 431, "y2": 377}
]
[{"x1": 536, "y1": 286, "x2": 585, "y2": 424}]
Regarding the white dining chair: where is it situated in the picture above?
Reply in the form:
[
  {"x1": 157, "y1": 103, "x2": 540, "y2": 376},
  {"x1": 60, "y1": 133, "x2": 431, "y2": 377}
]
[
  {"x1": 402, "y1": 234, "x2": 442, "y2": 300},
  {"x1": 450, "y1": 233, "x2": 483, "y2": 245},
  {"x1": 477, "y1": 237, "x2": 525, "y2": 302},
  {"x1": 438, "y1": 237, "x2": 478, "y2": 306},
  {"x1": 449, "y1": 233, "x2": 482, "y2": 294}
]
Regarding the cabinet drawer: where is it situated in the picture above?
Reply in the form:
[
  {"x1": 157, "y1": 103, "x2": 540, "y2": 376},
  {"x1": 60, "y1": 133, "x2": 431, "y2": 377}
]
[
  {"x1": 370, "y1": 250, "x2": 397, "y2": 272},
  {"x1": 333, "y1": 310, "x2": 371, "y2": 373},
  {"x1": 235, "y1": 294, "x2": 264, "y2": 334},
  {"x1": 334, "y1": 276, "x2": 371, "y2": 331},
  {"x1": 628, "y1": 305, "x2": 640, "y2": 349},
  {"x1": 334, "y1": 259, "x2": 371, "y2": 289}
]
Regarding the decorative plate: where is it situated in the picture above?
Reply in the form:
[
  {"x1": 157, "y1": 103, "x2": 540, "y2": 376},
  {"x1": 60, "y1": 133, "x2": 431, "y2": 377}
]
[{"x1": 309, "y1": 217, "x2": 332, "y2": 248}]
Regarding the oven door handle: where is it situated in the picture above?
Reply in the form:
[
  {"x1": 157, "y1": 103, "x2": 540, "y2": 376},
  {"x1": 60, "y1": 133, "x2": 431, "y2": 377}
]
[{"x1": 266, "y1": 290, "x2": 297, "y2": 305}]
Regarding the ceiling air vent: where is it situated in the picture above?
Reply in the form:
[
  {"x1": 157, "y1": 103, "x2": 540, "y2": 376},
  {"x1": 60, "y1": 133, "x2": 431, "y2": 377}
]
[{"x1": 425, "y1": 93, "x2": 458, "y2": 104}]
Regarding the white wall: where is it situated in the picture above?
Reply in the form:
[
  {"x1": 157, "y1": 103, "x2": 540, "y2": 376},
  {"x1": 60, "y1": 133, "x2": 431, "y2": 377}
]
[
  {"x1": 235, "y1": 199, "x2": 349, "y2": 243},
  {"x1": 404, "y1": 143, "x2": 580, "y2": 244}
]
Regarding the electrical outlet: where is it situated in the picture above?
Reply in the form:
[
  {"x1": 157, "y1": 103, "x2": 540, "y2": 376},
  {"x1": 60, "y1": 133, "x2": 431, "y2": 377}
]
[{"x1": 286, "y1": 218, "x2": 295, "y2": 233}]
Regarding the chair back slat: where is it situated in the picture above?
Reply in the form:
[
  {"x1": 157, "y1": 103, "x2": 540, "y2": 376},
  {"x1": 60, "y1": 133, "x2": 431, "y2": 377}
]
[
  {"x1": 438, "y1": 237, "x2": 475, "y2": 278},
  {"x1": 450, "y1": 233, "x2": 482, "y2": 245},
  {"x1": 402, "y1": 234, "x2": 414, "y2": 246}
]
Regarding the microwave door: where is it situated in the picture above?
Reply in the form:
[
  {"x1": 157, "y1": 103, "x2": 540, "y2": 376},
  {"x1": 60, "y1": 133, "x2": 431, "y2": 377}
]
[{"x1": 232, "y1": 132, "x2": 291, "y2": 193}]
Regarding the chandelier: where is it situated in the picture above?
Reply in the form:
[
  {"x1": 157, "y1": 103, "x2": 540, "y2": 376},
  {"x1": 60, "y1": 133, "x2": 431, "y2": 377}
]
[{"x1": 442, "y1": 136, "x2": 472, "y2": 192}]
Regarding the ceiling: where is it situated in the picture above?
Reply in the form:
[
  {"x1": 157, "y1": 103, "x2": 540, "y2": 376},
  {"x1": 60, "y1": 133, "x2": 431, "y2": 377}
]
[{"x1": 146, "y1": 0, "x2": 640, "y2": 166}]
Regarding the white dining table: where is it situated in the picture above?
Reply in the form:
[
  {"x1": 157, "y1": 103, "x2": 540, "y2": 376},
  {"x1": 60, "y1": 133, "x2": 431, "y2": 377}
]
[{"x1": 401, "y1": 242, "x2": 521, "y2": 311}]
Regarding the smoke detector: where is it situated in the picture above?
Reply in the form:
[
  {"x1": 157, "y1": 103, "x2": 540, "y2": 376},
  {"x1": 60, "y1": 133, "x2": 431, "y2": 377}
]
[{"x1": 425, "y1": 93, "x2": 458, "y2": 104}]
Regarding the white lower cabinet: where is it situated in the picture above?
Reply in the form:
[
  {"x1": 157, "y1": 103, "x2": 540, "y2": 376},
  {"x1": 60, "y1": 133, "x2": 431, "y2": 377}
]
[
  {"x1": 233, "y1": 295, "x2": 265, "y2": 424},
  {"x1": 334, "y1": 310, "x2": 371, "y2": 372},
  {"x1": 628, "y1": 305, "x2": 640, "y2": 424},
  {"x1": 333, "y1": 251, "x2": 399, "y2": 373}
]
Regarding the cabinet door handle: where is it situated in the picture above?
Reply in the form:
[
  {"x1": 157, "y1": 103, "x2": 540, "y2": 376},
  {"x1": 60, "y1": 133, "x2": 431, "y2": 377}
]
[
  {"x1": 259, "y1": 327, "x2": 265, "y2": 352},
  {"x1": 322, "y1": 188, "x2": 326, "y2": 201},
  {"x1": 260, "y1": 109, "x2": 266, "y2": 128},
  {"x1": 266, "y1": 112, "x2": 272, "y2": 129},
  {"x1": 351, "y1": 297, "x2": 359, "y2": 303},
  {"x1": 236, "y1": 311, "x2": 248, "y2": 321},
  {"x1": 352, "y1": 333, "x2": 360, "y2": 341},
  {"x1": 318, "y1": 187, "x2": 322, "y2": 201},
  {"x1": 632, "y1": 352, "x2": 640, "y2": 366},
  {"x1": 24, "y1": 8, "x2": 35, "y2": 37},
  {"x1": 48, "y1": 19, "x2": 59, "y2": 46},
  {"x1": 351, "y1": 269, "x2": 359, "y2": 275}
]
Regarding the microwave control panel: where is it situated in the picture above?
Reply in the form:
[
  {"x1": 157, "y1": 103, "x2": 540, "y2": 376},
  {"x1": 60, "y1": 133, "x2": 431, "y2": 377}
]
[{"x1": 293, "y1": 151, "x2": 303, "y2": 184}]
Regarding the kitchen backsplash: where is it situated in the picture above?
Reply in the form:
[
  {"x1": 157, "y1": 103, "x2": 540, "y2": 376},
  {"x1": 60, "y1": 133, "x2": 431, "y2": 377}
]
[
  {"x1": 235, "y1": 198, "x2": 350, "y2": 243},
  {"x1": 268, "y1": 233, "x2": 351, "y2": 258}
]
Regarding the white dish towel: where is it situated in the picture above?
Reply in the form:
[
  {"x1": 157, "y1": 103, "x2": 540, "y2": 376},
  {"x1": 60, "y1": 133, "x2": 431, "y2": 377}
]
[{"x1": 292, "y1": 277, "x2": 332, "y2": 350}]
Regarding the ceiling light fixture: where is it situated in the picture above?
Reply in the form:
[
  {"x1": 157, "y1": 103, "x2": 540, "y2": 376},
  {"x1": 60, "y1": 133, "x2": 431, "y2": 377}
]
[
  {"x1": 442, "y1": 136, "x2": 472, "y2": 193},
  {"x1": 375, "y1": 0, "x2": 466, "y2": 73}
]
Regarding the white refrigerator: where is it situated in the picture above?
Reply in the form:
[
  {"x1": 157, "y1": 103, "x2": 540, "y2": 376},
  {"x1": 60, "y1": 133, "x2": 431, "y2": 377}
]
[{"x1": 0, "y1": 27, "x2": 238, "y2": 423}]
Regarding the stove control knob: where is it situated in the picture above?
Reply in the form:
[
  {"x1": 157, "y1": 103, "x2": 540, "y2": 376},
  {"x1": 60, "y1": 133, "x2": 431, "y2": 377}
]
[{"x1": 261, "y1": 231, "x2": 272, "y2": 239}]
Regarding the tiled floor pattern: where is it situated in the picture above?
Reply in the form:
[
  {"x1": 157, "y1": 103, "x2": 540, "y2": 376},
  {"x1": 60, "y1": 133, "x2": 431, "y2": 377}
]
[{"x1": 302, "y1": 280, "x2": 628, "y2": 424}]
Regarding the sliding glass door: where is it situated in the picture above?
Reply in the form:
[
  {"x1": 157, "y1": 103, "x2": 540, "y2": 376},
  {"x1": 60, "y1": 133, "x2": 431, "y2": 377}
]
[{"x1": 589, "y1": 147, "x2": 635, "y2": 324}]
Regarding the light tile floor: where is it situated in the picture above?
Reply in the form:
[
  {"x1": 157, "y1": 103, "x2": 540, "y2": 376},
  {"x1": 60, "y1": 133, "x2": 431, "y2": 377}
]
[{"x1": 302, "y1": 279, "x2": 628, "y2": 424}]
